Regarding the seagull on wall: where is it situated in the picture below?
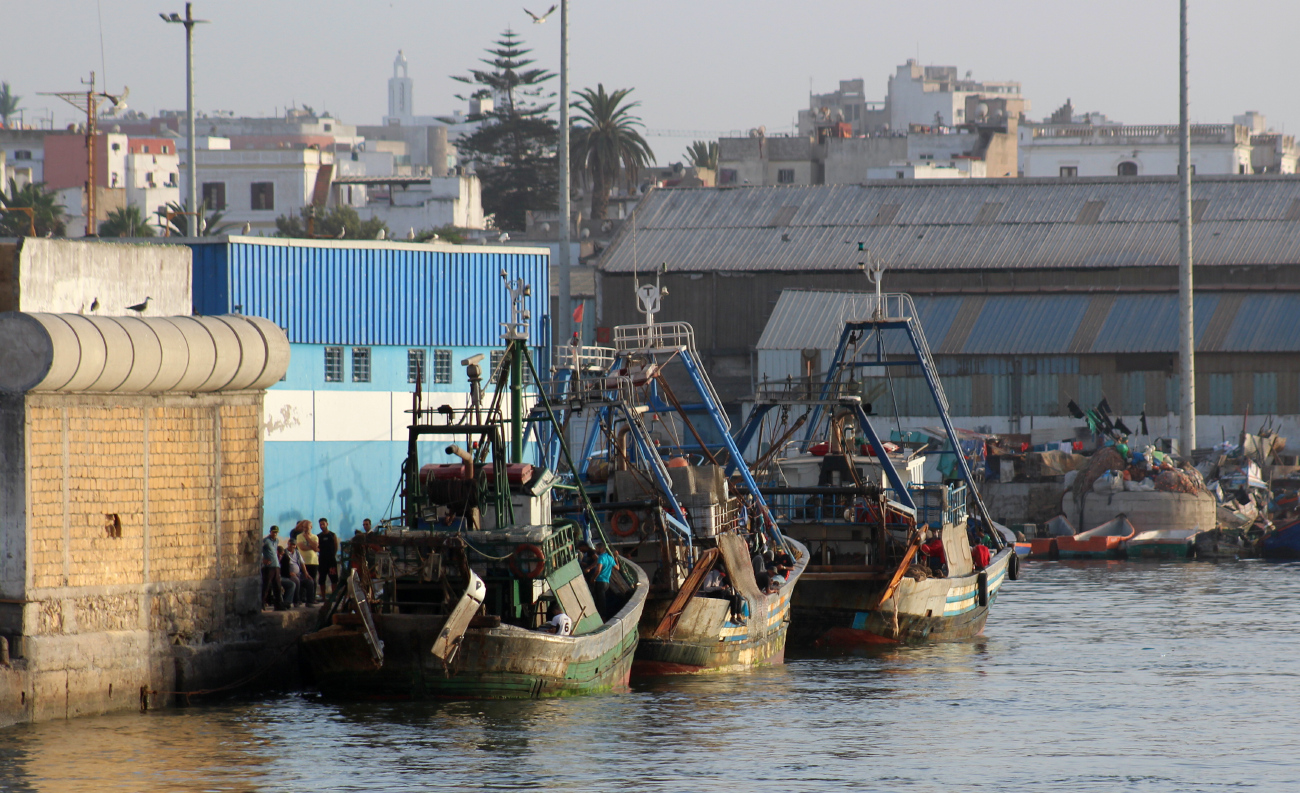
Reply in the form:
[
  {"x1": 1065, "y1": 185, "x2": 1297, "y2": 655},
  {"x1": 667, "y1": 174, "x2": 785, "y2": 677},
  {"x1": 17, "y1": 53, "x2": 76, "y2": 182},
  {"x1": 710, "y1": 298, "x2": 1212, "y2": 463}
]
[
  {"x1": 525, "y1": 4, "x2": 557, "y2": 23},
  {"x1": 90, "y1": 297, "x2": 100, "y2": 313},
  {"x1": 336, "y1": 227, "x2": 347, "y2": 239},
  {"x1": 376, "y1": 228, "x2": 387, "y2": 240},
  {"x1": 407, "y1": 227, "x2": 416, "y2": 240},
  {"x1": 242, "y1": 222, "x2": 251, "y2": 234},
  {"x1": 126, "y1": 296, "x2": 151, "y2": 314}
]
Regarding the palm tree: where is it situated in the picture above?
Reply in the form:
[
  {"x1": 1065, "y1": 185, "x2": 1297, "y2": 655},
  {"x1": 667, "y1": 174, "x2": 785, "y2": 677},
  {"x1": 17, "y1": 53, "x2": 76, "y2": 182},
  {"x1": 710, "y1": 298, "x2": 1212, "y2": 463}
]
[
  {"x1": 684, "y1": 140, "x2": 718, "y2": 171},
  {"x1": 0, "y1": 179, "x2": 65, "y2": 237},
  {"x1": 155, "y1": 200, "x2": 238, "y2": 236},
  {"x1": 571, "y1": 84, "x2": 654, "y2": 221},
  {"x1": 99, "y1": 205, "x2": 156, "y2": 237},
  {"x1": 0, "y1": 83, "x2": 21, "y2": 127}
]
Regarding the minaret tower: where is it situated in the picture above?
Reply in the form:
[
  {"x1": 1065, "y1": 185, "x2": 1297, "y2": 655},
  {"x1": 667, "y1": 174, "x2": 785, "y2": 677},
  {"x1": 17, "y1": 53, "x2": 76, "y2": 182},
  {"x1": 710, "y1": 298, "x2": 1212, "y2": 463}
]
[{"x1": 387, "y1": 50, "x2": 413, "y2": 123}]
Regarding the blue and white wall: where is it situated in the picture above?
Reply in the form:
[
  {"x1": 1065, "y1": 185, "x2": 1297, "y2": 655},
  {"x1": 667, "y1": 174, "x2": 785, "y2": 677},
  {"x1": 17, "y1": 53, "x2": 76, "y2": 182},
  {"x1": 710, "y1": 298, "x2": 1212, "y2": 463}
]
[{"x1": 189, "y1": 237, "x2": 549, "y2": 537}]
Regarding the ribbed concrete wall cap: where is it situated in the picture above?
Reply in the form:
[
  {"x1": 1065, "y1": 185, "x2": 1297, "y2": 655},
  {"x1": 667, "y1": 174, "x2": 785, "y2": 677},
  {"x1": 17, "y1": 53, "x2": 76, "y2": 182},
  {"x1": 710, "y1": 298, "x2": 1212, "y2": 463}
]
[
  {"x1": 0, "y1": 312, "x2": 289, "y2": 394},
  {"x1": 0, "y1": 313, "x2": 55, "y2": 392}
]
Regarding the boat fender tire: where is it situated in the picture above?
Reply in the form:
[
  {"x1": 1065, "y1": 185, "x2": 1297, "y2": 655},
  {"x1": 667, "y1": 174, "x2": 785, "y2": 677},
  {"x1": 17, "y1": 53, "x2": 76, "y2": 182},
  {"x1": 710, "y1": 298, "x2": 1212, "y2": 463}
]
[
  {"x1": 1008, "y1": 550, "x2": 1021, "y2": 581},
  {"x1": 611, "y1": 509, "x2": 640, "y2": 538},
  {"x1": 977, "y1": 570, "x2": 989, "y2": 608},
  {"x1": 509, "y1": 544, "x2": 546, "y2": 579}
]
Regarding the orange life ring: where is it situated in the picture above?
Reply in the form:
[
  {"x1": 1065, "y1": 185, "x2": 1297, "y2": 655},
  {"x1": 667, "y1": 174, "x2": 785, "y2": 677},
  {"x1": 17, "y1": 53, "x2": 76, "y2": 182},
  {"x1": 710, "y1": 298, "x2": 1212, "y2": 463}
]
[
  {"x1": 611, "y1": 509, "x2": 640, "y2": 537},
  {"x1": 509, "y1": 543, "x2": 546, "y2": 579}
]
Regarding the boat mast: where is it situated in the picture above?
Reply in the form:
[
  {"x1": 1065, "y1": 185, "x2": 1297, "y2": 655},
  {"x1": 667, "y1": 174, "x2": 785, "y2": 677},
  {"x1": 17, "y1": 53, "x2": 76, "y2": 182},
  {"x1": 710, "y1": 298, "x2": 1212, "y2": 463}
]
[
  {"x1": 502, "y1": 271, "x2": 532, "y2": 464},
  {"x1": 1177, "y1": 0, "x2": 1197, "y2": 458}
]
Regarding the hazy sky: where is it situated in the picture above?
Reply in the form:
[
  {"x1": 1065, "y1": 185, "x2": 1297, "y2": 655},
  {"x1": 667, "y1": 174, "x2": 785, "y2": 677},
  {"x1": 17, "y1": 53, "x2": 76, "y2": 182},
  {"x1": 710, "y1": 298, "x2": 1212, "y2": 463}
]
[{"x1": 5, "y1": 1, "x2": 1296, "y2": 165}]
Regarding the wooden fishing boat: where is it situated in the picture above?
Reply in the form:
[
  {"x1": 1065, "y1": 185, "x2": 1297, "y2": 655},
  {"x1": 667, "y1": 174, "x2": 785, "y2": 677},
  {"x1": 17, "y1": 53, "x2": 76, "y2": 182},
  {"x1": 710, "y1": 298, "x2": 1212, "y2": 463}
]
[
  {"x1": 1127, "y1": 528, "x2": 1197, "y2": 560},
  {"x1": 1260, "y1": 519, "x2": 1300, "y2": 559},
  {"x1": 301, "y1": 294, "x2": 647, "y2": 699},
  {"x1": 1056, "y1": 516, "x2": 1137, "y2": 559},
  {"x1": 549, "y1": 309, "x2": 808, "y2": 675},
  {"x1": 736, "y1": 291, "x2": 1018, "y2": 646}
]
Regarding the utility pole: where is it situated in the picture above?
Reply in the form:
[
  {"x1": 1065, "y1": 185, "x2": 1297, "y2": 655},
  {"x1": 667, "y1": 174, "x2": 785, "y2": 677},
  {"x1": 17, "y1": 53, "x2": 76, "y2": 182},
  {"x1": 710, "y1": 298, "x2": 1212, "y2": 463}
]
[
  {"x1": 1178, "y1": 0, "x2": 1197, "y2": 457},
  {"x1": 42, "y1": 73, "x2": 125, "y2": 237},
  {"x1": 556, "y1": 0, "x2": 573, "y2": 350},
  {"x1": 162, "y1": 4, "x2": 208, "y2": 237}
]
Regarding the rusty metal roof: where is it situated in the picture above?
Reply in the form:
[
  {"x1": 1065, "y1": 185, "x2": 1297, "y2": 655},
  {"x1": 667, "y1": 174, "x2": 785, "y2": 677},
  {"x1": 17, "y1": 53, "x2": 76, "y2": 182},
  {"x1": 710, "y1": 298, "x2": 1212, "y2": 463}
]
[
  {"x1": 600, "y1": 177, "x2": 1300, "y2": 273},
  {"x1": 758, "y1": 289, "x2": 1300, "y2": 354}
]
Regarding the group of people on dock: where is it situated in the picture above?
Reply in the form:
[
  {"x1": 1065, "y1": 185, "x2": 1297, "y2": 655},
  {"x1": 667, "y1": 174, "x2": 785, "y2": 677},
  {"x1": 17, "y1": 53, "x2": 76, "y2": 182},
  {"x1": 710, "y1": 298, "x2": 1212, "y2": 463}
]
[{"x1": 260, "y1": 518, "x2": 368, "y2": 610}]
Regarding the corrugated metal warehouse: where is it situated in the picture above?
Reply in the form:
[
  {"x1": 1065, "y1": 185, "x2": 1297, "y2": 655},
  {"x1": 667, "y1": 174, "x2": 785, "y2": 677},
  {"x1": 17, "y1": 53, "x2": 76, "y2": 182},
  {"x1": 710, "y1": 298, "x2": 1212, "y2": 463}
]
[
  {"x1": 189, "y1": 237, "x2": 549, "y2": 535},
  {"x1": 595, "y1": 176, "x2": 1300, "y2": 443}
]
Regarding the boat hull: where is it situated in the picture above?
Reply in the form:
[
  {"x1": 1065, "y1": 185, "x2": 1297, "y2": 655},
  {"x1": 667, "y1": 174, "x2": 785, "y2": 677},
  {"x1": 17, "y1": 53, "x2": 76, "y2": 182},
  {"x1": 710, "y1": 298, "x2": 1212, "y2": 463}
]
[
  {"x1": 788, "y1": 548, "x2": 1011, "y2": 647},
  {"x1": 632, "y1": 538, "x2": 807, "y2": 675},
  {"x1": 302, "y1": 563, "x2": 649, "y2": 700},
  {"x1": 1261, "y1": 522, "x2": 1300, "y2": 560},
  {"x1": 1127, "y1": 541, "x2": 1192, "y2": 560}
]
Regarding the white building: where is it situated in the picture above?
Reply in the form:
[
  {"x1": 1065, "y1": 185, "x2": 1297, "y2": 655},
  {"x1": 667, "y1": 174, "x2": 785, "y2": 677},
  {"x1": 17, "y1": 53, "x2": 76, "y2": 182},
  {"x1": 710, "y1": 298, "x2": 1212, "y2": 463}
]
[
  {"x1": 866, "y1": 160, "x2": 985, "y2": 179},
  {"x1": 180, "y1": 136, "x2": 333, "y2": 234},
  {"x1": 337, "y1": 172, "x2": 485, "y2": 234},
  {"x1": 123, "y1": 138, "x2": 180, "y2": 232},
  {"x1": 0, "y1": 129, "x2": 47, "y2": 188},
  {"x1": 888, "y1": 60, "x2": 1025, "y2": 130},
  {"x1": 1020, "y1": 123, "x2": 1255, "y2": 178}
]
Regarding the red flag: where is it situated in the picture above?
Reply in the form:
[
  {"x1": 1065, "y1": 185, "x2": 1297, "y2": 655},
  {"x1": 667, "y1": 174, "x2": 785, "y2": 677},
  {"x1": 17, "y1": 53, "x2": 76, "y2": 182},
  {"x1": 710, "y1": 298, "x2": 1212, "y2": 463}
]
[{"x1": 572, "y1": 302, "x2": 585, "y2": 324}]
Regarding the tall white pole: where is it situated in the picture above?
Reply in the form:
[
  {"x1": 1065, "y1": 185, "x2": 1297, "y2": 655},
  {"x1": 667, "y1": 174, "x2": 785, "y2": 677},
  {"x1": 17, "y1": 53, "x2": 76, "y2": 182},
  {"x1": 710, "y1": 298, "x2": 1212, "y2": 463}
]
[
  {"x1": 1178, "y1": 0, "x2": 1196, "y2": 456},
  {"x1": 185, "y1": 3, "x2": 198, "y2": 237},
  {"x1": 557, "y1": 0, "x2": 572, "y2": 348}
]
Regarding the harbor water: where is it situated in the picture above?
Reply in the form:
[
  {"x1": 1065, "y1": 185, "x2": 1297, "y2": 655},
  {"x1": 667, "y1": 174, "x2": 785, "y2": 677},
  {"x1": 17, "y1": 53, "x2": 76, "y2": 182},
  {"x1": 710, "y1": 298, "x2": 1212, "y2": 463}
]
[{"x1": 2, "y1": 560, "x2": 1297, "y2": 792}]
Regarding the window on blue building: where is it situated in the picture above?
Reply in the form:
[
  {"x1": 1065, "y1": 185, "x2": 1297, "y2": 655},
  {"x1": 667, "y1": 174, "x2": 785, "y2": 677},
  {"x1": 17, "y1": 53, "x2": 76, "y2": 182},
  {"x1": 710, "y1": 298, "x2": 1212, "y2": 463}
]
[
  {"x1": 489, "y1": 350, "x2": 506, "y2": 383},
  {"x1": 324, "y1": 347, "x2": 343, "y2": 382},
  {"x1": 353, "y1": 347, "x2": 371, "y2": 383},
  {"x1": 434, "y1": 349, "x2": 452, "y2": 384},
  {"x1": 408, "y1": 349, "x2": 426, "y2": 383}
]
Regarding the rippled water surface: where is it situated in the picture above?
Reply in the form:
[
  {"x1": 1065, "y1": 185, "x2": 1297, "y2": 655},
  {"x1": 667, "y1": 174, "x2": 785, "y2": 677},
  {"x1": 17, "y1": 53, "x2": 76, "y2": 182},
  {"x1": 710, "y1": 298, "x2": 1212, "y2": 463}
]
[{"x1": 3, "y1": 560, "x2": 1299, "y2": 792}]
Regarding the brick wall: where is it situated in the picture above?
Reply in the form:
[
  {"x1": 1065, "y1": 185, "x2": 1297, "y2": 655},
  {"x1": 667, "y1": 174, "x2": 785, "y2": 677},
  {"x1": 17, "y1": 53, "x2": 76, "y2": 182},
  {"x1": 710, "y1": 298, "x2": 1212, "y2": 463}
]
[{"x1": 22, "y1": 392, "x2": 263, "y2": 635}]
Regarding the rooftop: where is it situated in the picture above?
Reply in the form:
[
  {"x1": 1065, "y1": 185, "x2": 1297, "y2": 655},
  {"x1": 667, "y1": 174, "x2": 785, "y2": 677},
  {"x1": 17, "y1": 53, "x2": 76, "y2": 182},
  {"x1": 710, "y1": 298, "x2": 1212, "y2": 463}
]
[{"x1": 598, "y1": 177, "x2": 1300, "y2": 273}]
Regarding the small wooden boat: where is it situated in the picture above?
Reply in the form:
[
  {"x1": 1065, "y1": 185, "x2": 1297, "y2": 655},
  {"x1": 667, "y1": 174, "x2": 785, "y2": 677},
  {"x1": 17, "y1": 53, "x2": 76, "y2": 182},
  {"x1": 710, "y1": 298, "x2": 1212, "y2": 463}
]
[
  {"x1": 1056, "y1": 516, "x2": 1137, "y2": 559},
  {"x1": 1127, "y1": 528, "x2": 1197, "y2": 560},
  {"x1": 1260, "y1": 519, "x2": 1300, "y2": 560},
  {"x1": 1190, "y1": 527, "x2": 1253, "y2": 560}
]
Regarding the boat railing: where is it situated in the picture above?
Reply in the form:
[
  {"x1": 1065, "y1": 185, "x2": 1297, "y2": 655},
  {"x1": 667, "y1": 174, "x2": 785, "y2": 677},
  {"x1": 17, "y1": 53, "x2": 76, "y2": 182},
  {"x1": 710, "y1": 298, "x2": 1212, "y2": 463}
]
[
  {"x1": 681, "y1": 497, "x2": 739, "y2": 538},
  {"x1": 897, "y1": 482, "x2": 966, "y2": 527},
  {"x1": 754, "y1": 378, "x2": 866, "y2": 405},
  {"x1": 553, "y1": 344, "x2": 616, "y2": 373},
  {"x1": 542, "y1": 521, "x2": 578, "y2": 574},
  {"x1": 839, "y1": 292, "x2": 918, "y2": 323},
  {"x1": 614, "y1": 321, "x2": 696, "y2": 353}
]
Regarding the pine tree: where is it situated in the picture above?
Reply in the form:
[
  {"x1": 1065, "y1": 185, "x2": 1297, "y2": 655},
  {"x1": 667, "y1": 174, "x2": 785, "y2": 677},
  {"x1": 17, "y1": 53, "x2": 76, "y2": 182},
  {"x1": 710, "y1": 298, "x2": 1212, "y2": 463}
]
[{"x1": 452, "y1": 30, "x2": 557, "y2": 231}]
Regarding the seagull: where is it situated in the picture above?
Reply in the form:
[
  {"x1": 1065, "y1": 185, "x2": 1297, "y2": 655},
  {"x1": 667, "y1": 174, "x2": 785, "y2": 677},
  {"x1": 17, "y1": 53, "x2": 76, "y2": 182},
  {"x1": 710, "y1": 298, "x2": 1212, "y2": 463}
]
[
  {"x1": 498, "y1": 232, "x2": 510, "y2": 242},
  {"x1": 90, "y1": 297, "x2": 100, "y2": 313},
  {"x1": 525, "y1": 4, "x2": 557, "y2": 23},
  {"x1": 430, "y1": 233, "x2": 440, "y2": 241},
  {"x1": 241, "y1": 222, "x2": 251, "y2": 234},
  {"x1": 126, "y1": 296, "x2": 151, "y2": 314},
  {"x1": 376, "y1": 228, "x2": 387, "y2": 240},
  {"x1": 336, "y1": 227, "x2": 346, "y2": 239},
  {"x1": 407, "y1": 227, "x2": 416, "y2": 240}
]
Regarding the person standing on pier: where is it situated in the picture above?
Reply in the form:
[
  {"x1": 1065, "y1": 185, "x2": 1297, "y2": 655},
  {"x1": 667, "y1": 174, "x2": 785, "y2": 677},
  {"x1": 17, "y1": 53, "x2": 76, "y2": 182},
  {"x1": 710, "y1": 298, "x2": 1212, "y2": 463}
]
[
  {"x1": 318, "y1": 520, "x2": 339, "y2": 597},
  {"x1": 300, "y1": 520, "x2": 322, "y2": 602},
  {"x1": 261, "y1": 526, "x2": 284, "y2": 610}
]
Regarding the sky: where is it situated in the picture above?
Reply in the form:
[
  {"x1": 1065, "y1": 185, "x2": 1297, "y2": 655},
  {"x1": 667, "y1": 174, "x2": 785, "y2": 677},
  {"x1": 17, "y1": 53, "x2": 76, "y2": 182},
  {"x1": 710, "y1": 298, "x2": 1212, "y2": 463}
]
[{"x1": 4, "y1": 0, "x2": 1296, "y2": 166}]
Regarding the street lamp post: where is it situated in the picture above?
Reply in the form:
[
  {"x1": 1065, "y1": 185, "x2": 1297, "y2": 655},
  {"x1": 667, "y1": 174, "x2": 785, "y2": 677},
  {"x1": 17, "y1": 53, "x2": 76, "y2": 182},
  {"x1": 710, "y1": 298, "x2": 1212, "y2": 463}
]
[
  {"x1": 161, "y1": 3, "x2": 207, "y2": 237},
  {"x1": 557, "y1": 0, "x2": 572, "y2": 349}
]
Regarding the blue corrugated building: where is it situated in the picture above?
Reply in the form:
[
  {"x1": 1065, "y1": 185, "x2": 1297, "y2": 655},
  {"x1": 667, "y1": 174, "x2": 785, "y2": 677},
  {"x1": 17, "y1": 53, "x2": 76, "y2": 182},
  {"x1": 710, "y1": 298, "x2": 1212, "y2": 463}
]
[{"x1": 188, "y1": 237, "x2": 548, "y2": 536}]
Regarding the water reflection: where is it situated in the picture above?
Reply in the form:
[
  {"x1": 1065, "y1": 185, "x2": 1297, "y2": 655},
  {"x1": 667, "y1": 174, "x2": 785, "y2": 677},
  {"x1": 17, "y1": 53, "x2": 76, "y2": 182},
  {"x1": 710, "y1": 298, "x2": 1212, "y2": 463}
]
[{"x1": 1, "y1": 561, "x2": 1298, "y2": 791}]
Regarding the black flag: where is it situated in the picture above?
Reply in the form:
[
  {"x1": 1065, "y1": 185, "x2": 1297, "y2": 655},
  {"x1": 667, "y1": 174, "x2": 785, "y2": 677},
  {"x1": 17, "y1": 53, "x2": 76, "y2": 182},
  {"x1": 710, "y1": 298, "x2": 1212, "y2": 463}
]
[
  {"x1": 1067, "y1": 399, "x2": 1085, "y2": 419},
  {"x1": 1139, "y1": 410, "x2": 1149, "y2": 435}
]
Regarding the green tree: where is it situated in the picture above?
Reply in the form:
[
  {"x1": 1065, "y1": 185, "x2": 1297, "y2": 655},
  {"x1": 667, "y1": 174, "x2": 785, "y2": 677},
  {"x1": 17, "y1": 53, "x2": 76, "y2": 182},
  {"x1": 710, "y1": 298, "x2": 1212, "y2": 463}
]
[
  {"x1": 571, "y1": 84, "x2": 654, "y2": 221},
  {"x1": 99, "y1": 204, "x2": 155, "y2": 237},
  {"x1": 274, "y1": 204, "x2": 388, "y2": 240},
  {"x1": 155, "y1": 200, "x2": 237, "y2": 236},
  {"x1": 0, "y1": 82, "x2": 21, "y2": 127},
  {"x1": 451, "y1": 30, "x2": 557, "y2": 231},
  {"x1": 684, "y1": 140, "x2": 718, "y2": 171},
  {"x1": 414, "y1": 225, "x2": 467, "y2": 244},
  {"x1": 0, "y1": 179, "x2": 65, "y2": 237}
]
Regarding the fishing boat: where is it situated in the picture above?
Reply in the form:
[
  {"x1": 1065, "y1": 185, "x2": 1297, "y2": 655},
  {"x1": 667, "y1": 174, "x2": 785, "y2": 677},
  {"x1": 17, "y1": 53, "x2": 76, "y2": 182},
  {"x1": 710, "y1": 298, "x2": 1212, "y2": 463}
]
[
  {"x1": 301, "y1": 279, "x2": 648, "y2": 698},
  {"x1": 547, "y1": 282, "x2": 808, "y2": 675},
  {"x1": 1055, "y1": 516, "x2": 1137, "y2": 559},
  {"x1": 1127, "y1": 528, "x2": 1197, "y2": 560},
  {"x1": 735, "y1": 290, "x2": 1017, "y2": 647},
  {"x1": 1260, "y1": 519, "x2": 1300, "y2": 559}
]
